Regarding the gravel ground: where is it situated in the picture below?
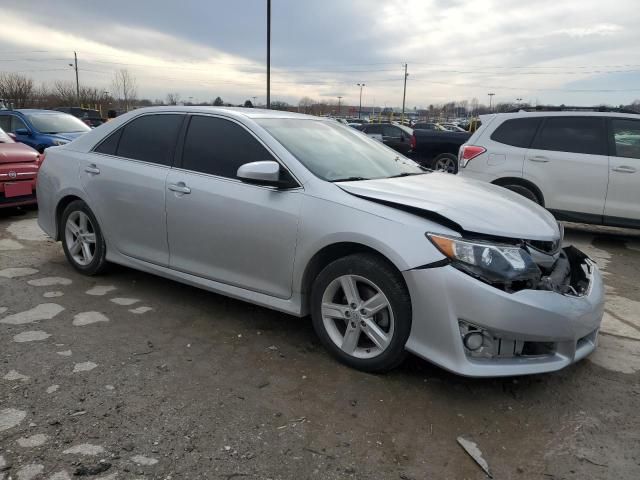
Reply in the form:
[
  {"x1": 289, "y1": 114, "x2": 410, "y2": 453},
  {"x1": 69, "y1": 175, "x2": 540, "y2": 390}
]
[{"x1": 1, "y1": 209, "x2": 639, "y2": 480}]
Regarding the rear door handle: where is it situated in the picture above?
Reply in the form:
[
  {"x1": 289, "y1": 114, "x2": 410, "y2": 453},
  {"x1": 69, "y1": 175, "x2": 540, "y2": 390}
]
[
  {"x1": 612, "y1": 166, "x2": 637, "y2": 173},
  {"x1": 84, "y1": 164, "x2": 100, "y2": 174},
  {"x1": 528, "y1": 156, "x2": 549, "y2": 163},
  {"x1": 168, "y1": 183, "x2": 191, "y2": 194}
]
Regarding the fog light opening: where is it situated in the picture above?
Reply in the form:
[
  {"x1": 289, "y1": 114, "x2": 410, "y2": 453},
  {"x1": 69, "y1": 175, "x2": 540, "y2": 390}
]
[{"x1": 464, "y1": 332, "x2": 484, "y2": 351}]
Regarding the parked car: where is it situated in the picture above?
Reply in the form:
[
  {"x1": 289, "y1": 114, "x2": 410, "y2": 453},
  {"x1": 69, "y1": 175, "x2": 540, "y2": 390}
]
[
  {"x1": 440, "y1": 123, "x2": 467, "y2": 132},
  {"x1": 54, "y1": 107, "x2": 105, "y2": 128},
  {"x1": 37, "y1": 106, "x2": 603, "y2": 377},
  {"x1": 413, "y1": 122, "x2": 443, "y2": 131},
  {"x1": 458, "y1": 110, "x2": 640, "y2": 229},
  {"x1": 0, "y1": 109, "x2": 91, "y2": 153},
  {"x1": 0, "y1": 126, "x2": 40, "y2": 208},
  {"x1": 359, "y1": 122, "x2": 414, "y2": 155},
  {"x1": 411, "y1": 129, "x2": 471, "y2": 173}
]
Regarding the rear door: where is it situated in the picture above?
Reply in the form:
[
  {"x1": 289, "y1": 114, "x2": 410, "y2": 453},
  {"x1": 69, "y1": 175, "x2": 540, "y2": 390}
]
[
  {"x1": 81, "y1": 113, "x2": 184, "y2": 265},
  {"x1": 166, "y1": 115, "x2": 302, "y2": 299},
  {"x1": 525, "y1": 116, "x2": 609, "y2": 219},
  {"x1": 604, "y1": 118, "x2": 640, "y2": 225}
]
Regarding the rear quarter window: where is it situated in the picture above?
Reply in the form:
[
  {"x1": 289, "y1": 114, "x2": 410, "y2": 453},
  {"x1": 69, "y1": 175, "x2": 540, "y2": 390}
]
[
  {"x1": 490, "y1": 118, "x2": 541, "y2": 148},
  {"x1": 531, "y1": 117, "x2": 606, "y2": 156}
]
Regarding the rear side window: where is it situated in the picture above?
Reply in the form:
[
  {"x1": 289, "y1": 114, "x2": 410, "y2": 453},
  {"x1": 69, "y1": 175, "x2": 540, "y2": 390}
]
[
  {"x1": 611, "y1": 119, "x2": 640, "y2": 159},
  {"x1": 116, "y1": 114, "x2": 183, "y2": 166},
  {"x1": 94, "y1": 129, "x2": 122, "y2": 155},
  {"x1": 531, "y1": 117, "x2": 606, "y2": 155},
  {"x1": 181, "y1": 116, "x2": 274, "y2": 179},
  {"x1": 490, "y1": 118, "x2": 540, "y2": 148},
  {"x1": 0, "y1": 115, "x2": 10, "y2": 132}
]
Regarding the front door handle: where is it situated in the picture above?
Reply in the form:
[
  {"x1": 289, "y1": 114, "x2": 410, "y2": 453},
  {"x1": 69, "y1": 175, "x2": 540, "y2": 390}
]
[
  {"x1": 84, "y1": 164, "x2": 100, "y2": 174},
  {"x1": 528, "y1": 156, "x2": 549, "y2": 163},
  {"x1": 168, "y1": 183, "x2": 191, "y2": 194},
  {"x1": 612, "y1": 166, "x2": 637, "y2": 173}
]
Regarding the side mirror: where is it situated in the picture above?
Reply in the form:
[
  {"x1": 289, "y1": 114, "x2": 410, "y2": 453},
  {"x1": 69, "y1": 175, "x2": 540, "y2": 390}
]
[
  {"x1": 237, "y1": 161, "x2": 282, "y2": 186},
  {"x1": 14, "y1": 128, "x2": 30, "y2": 136},
  {"x1": 7, "y1": 132, "x2": 16, "y2": 140}
]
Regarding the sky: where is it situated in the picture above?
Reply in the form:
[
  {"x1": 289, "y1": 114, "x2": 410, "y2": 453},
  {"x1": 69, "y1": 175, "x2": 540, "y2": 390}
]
[{"x1": 0, "y1": 0, "x2": 639, "y2": 109}]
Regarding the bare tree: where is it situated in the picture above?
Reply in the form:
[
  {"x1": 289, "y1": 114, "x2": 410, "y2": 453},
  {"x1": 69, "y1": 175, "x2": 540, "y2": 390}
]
[
  {"x1": 166, "y1": 92, "x2": 181, "y2": 105},
  {"x1": 298, "y1": 96, "x2": 315, "y2": 114},
  {"x1": 0, "y1": 73, "x2": 34, "y2": 108},
  {"x1": 53, "y1": 81, "x2": 77, "y2": 106},
  {"x1": 111, "y1": 69, "x2": 137, "y2": 111}
]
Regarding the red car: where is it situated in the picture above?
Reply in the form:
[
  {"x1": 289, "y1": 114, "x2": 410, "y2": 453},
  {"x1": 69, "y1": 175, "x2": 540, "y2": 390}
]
[{"x1": 0, "y1": 127, "x2": 41, "y2": 208}]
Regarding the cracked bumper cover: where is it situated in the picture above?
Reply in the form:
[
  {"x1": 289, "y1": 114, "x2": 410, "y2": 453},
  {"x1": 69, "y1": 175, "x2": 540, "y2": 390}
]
[{"x1": 402, "y1": 251, "x2": 604, "y2": 377}]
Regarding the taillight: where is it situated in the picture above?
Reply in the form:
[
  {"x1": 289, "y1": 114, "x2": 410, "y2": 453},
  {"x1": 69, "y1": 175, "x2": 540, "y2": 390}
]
[
  {"x1": 410, "y1": 134, "x2": 416, "y2": 150},
  {"x1": 459, "y1": 145, "x2": 486, "y2": 168}
]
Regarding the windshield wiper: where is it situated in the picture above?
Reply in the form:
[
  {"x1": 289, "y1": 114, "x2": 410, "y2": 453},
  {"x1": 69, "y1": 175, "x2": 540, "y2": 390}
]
[
  {"x1": 331, "y1": 176, "x2": 369, "y2": 182},
  {"x1": 387, "y1": 172, "x2": 427, "y2": 178}
]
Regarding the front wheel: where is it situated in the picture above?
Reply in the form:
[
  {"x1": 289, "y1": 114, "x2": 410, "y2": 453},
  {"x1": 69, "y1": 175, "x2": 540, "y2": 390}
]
[
  {"x1": 432, "y1": 153, "x2": 458, "y2": 174},
  {"x1": 61, "y1": 200, "x2": 108, "y2": 275},
  {"x1": 310, "y1": 253, "x2": 412, "y2": 373}
]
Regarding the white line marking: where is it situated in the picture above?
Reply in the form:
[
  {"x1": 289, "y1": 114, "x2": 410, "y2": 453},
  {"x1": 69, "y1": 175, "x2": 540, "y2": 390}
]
[
  {"x1": 86, "y1": 285, "x2": 116, "y2": 296},
  {"x1": 27, "y1": 277, "x2": 72, "y2": 287},
  {"x1": 0, "y1": 303, "x2": 64, "y2": 325},
  {"x1": 73, "y1": 362, "x2": 98, "y2": 373},
  {"x1": 73, "y1": 311, "x2": 109, "y2": 327},
  {"x1": 13, "y1": 330, "x2": 51, "y2": 342},
  {"x1": 110, "y1": 297, "x2": 140, "y2": 306},
  {"x1": 0, "y1": 267, "x2": 39, "y2": 278}
]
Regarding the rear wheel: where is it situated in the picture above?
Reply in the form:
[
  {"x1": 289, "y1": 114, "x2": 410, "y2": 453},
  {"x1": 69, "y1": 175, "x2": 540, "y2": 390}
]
[
  {"x1": 61, "y1": 200, "x2": 108, "y2": 275},
  {"x1": 432, "y1": 153, "x2": 458, "y2": 174},
  {"x1": 311, "y1": 253, "x2": 412, "y2": 373},
  {"x1": 503, "y1": 184, "x2": 540, "y2": 204}
]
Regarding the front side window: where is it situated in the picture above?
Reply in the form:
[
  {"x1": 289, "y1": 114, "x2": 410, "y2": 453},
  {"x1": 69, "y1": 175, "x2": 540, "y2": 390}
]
[
  {"x1": 490, "y1": 118, "x2": 541, "y2": 148},
  {"x1": 25, "y1": 113, "x2": 90, "y2": 134},
  {"x1": 611, "y1": 119, "x2": 640, "y2": 159},
  {"x1": 531, "y1": 117, "x2": 606, "y2": 155},
  {"x1": 116, "y1": 114, "x2": 183, "y2": 166},
  {"x1": 257, "y1": 118, "x2": 423, "y2": 182},
  {"x1": 10, "y1": 116, "x2": 27, "y2": 133},
  {"x1": 181, "y1": 116, "x2": 275, "y2": 178}
]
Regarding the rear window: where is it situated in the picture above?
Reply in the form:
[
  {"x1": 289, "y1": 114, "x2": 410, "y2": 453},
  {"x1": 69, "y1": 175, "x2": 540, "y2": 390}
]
[
  {"x1": 490, "y1": 118, "x2": 541, "y2": 148},
  {"x1": 531, "y1": 117, "x2": 606, "y2": 155}
]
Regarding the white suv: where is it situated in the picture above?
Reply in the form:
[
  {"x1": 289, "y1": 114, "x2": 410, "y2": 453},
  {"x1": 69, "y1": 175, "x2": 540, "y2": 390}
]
[{"x1": 458, "y1": 110, "x2": 640, "y2": 228}]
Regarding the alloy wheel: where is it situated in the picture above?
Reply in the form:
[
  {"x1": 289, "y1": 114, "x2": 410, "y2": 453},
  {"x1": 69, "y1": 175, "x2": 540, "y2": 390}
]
[
  {"x1": 434, "y1": 157, "x2": 457, "y2": 173},
  {"x1": 64, "y1": 211, "x2": 96, "y2": 266},
  {"x1": 321, "y1": 274, "x2": 395, "y2": 359}
]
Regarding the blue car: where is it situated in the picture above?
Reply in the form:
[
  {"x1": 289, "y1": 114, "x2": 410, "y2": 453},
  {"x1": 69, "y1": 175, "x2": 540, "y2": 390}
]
[{"x1": 0, "y1": 109, "x2": 91, "y2": 153}]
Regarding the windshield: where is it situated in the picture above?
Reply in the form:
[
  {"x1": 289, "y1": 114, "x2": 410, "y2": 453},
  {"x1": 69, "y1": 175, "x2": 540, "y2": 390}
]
[
  {"x1": 26, "y1": 113, "x2": 91, "y2": 134},
  {"x1": 256, "y1": 118, "x2": 424, "y2": 181},
  {"x1": 0, "y1": 127, "x2": 13, "y2": 143}
]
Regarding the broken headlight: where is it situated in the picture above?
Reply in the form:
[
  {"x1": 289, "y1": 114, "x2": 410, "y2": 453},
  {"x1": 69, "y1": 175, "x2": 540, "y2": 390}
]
[{"x1": 427, "y1": 233, "x2": 541, "y2": 285}]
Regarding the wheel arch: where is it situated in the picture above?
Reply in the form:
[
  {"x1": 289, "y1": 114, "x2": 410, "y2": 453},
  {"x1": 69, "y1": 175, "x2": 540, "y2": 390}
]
[
  {"x1": 299, "y1": 241, "x2": 408, "y2": 315},
  {"x1": 491, "y1": 177, "x2": 545, "y2": 206},
  {"x1": 54, "y1": 194, "x2": 85, "y2": 240}
]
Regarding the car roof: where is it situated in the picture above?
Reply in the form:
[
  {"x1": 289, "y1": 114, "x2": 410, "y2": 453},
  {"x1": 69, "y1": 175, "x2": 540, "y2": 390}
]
[
  {"x1": 8, "y1": 109, "x2": 67, "y2": 115},
  {"x1": 118, "y1": 106, "x2": 313, "y2": 121},
  {"x1": 480, "y1": 111, "x2": 639, "y2": 121}
]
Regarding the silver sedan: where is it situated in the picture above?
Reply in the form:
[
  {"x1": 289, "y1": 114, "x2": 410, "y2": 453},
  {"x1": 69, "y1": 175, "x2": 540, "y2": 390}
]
[{"x1": 36, "y1": 107, "x2": 604, "y2": 376}]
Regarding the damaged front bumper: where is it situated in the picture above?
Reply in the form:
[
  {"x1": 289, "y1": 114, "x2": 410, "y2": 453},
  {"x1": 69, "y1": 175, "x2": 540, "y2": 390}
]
[{"x1": 402, "y1": 246, "x2": 604, "y2": 377}]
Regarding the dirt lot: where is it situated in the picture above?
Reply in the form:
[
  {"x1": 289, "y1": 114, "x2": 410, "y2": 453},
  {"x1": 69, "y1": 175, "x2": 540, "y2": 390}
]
[{"x1": 1, "y1": 209, "x2": 639, "y2": 480}]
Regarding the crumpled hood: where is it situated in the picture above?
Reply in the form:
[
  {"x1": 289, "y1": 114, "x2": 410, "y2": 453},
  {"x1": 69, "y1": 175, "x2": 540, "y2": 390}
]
[{"x1": 338, "y1": 172, "x2": 560, "y2": 241}]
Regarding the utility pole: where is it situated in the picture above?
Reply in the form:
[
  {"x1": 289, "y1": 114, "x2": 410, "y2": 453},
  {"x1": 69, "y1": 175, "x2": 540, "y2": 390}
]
[
  {"x1": 357, "y1": 83, "x2": 365, "y2": 119},
  {"x1": 266, "y1": 0, "x2": 271, "y2": 109},
  {"x1": 488, "y1": 92, "x2": 495, "y2": 112},
  {"x1": 69, "y1": 52, "x2": 80, "y2": 104},
  {"x1": 337, "y1": 96, "x2": 342, "y2": 116},
  {"x1": 401, "y1": 63, "x2": 408, "y2": 125}
]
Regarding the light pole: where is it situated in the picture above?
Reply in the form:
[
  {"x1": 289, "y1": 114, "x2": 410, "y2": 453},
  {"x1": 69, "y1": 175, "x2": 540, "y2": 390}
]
[
  {"x1": 357, "y1": 83, "x2": 365, "y2": 119},
  {"x1": 401, "y1": 63, "x2": 408, "y2": 125},
  {"x1": 488, "y1": 93, "x2": 495, "y2": 112},
  {"x1": 68, "y1": 51, "x2": 79, "y2": 104},
  {"x1": 337, "y1": 96, "x2": 343, "y2": 116}
]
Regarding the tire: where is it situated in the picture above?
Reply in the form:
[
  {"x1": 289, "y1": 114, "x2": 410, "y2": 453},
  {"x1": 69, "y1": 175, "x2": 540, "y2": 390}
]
[
  {"x1": 60, "y1": 200, "x2": 108, "y2": 275},
  {"x1": 431, "y1": 153, "x2": 458, "y2": 174},
  {"x1": 310, "y1": 253, "x2": 412, "y2": 373},
  {"x1": 503, "y1": 184, "x2": 540, "y2": 204}
]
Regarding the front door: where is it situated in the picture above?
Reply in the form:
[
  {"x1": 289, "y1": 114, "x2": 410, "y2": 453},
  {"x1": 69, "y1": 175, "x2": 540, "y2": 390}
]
[
  {"x1": 604, "y1": 118, "x2": 640, "y2": 225},
  {"x1": 524, "y1": 116, "x2": 609, "y2": 219},
  {"x1": 166, "y1": 115, "x2": 301, "y2": 299},
  {"x1": 80, "y1": 113, "x2": 184, "y2": 266}
]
